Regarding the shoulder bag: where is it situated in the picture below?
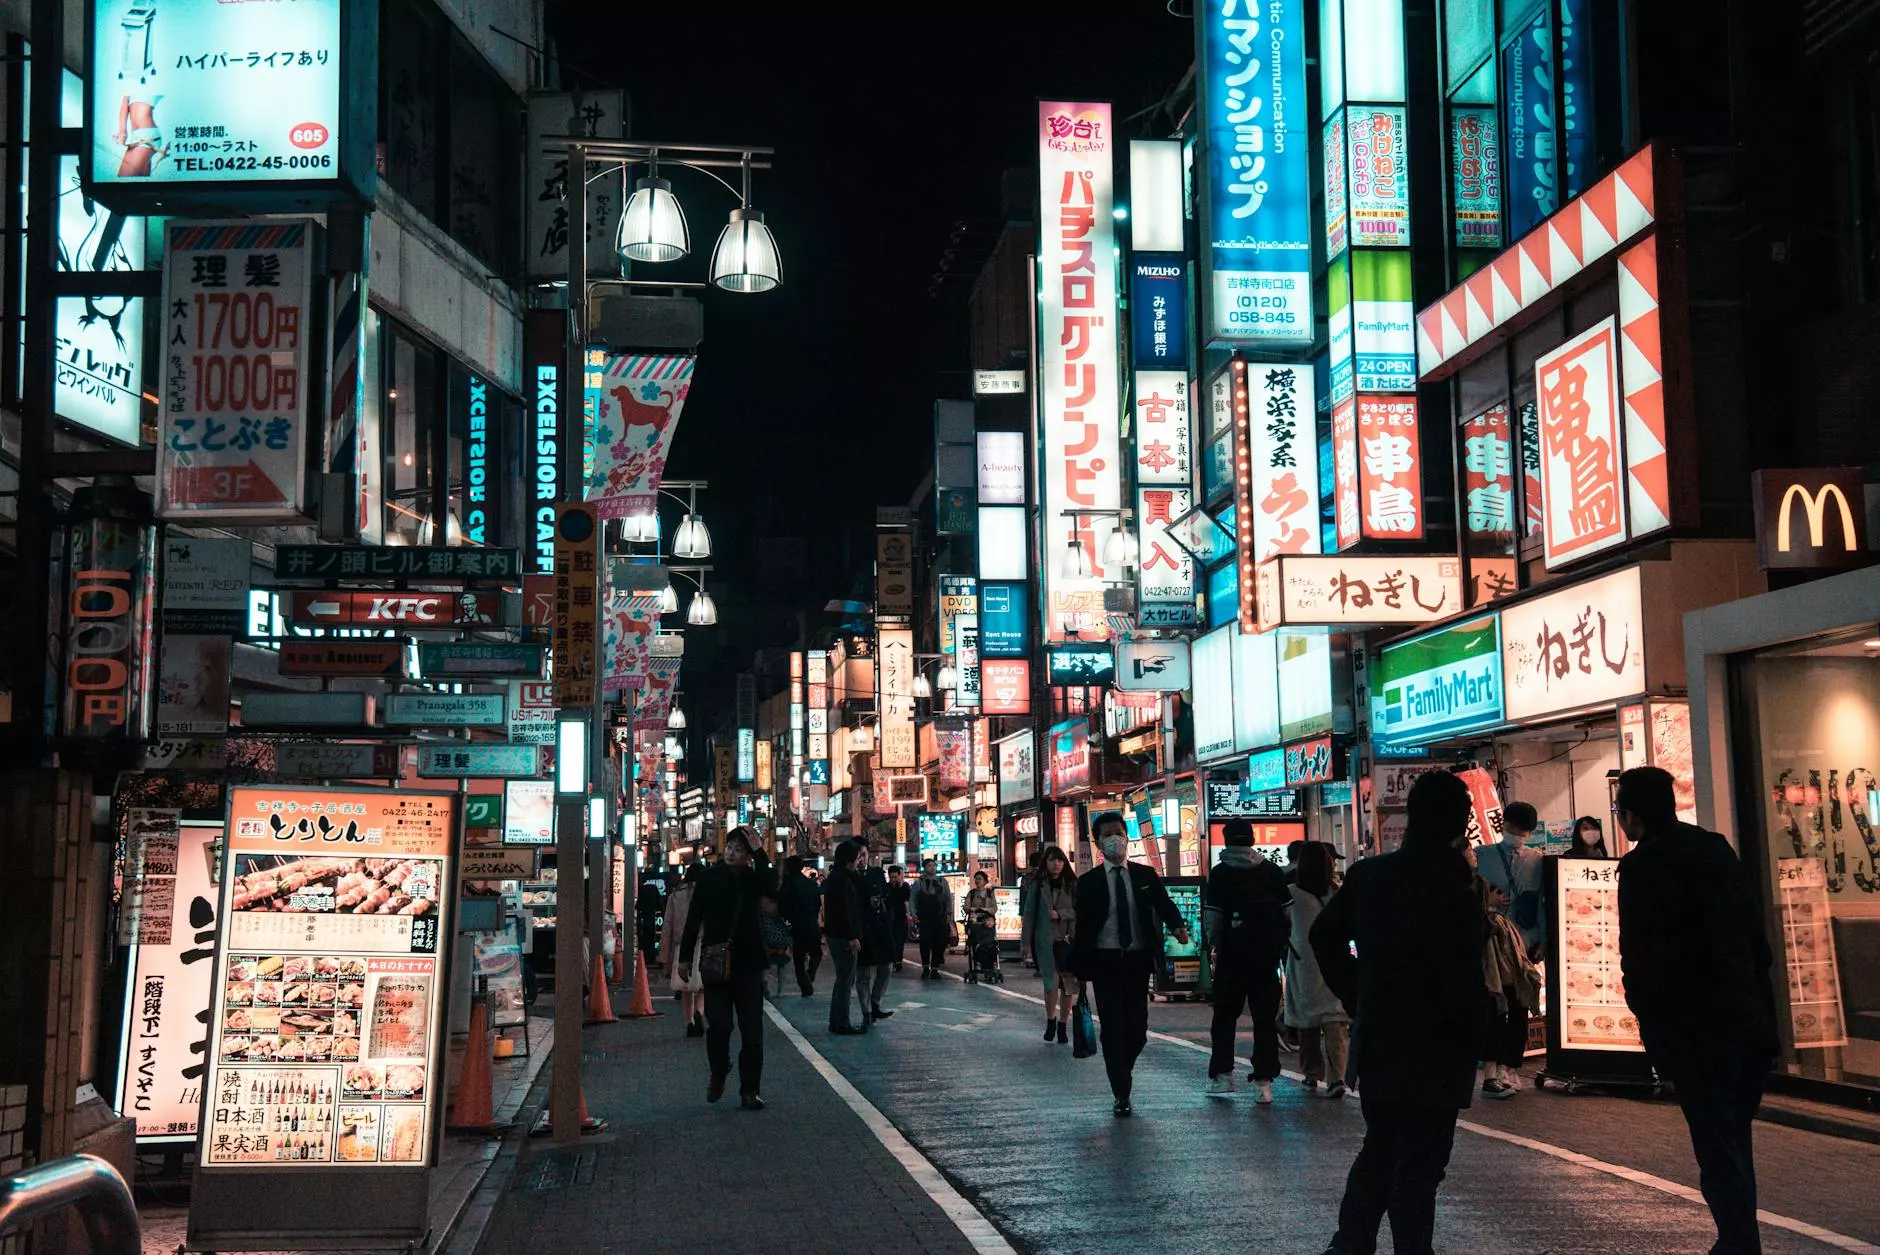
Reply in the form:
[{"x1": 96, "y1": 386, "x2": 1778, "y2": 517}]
[
  {"x1": 698, "y1": 883, "x2": 747, "y2": 986},
  {"x1": 1071, "y1": 991, "x2": 1098, "y2": 1059}
]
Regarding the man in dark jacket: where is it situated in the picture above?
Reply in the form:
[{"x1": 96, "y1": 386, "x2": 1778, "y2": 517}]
[
  {"x1": 912, "y1": 858, "x2": 955, "y2": 977},
  {"x1": 855, "y1": 849, "x2": 897, "y2": 1026},
  {"x1": 1617, "y1": 767, "x2": 1778, "y2": 1255},
  {"x1": 1310, "y1": 771, "x2": 1485, "y2": 1255},
  {"x1": 886, "y1": 864, "x2": 912, "y2": 970},
  {"x1": 678, "y1": 827, "x2": 769, "y2": 1110},
  {"x1": 821, "y1": 841, "x2": 867, "y2": 1035},
  {"x1": 1202, "y1": 818, "x2": 1292, "y2": 1102},
  {"x1": 1071, "y1": 811, "x2": 1190, "y2": 1117},
  {"x1": 779, "y1": 856, "x2": 822, "y2": 997}
]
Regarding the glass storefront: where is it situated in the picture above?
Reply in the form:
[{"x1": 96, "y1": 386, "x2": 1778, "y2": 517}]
[{"x1": 1733, "y1": 626, "x2": 1880, "y2": 1091}]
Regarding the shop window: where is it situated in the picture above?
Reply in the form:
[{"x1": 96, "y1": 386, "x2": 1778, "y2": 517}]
[
  {"x1": 1509, "y1": 309, "x2": 1562, "y2": 545},
  {"x1": 382, "y1": 330, "x2": 440, "y2": 545},
  {"x1": 1734, "y1": 630, "x2": 1880, "y2": 1093},
  {"x1": 1443, "y1": 0, "x2": 1496, "y2": 94}
]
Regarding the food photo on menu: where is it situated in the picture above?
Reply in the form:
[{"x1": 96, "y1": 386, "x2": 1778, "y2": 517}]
[
  {"x1": 220, "y1": 954, "x2": 369, "y2": 1062},
  {"x1": 230, "y1": 854, "x2": 442, "y2": 917}
]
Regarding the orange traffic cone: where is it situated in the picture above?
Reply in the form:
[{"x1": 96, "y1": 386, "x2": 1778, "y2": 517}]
[
  {"x1": 585, "y1": 951, "x2": 618, "y2": 1025},
  {"x1": 446, "y1": 1000, "x2": 509, "y2": 1132},
  {"x1": 529, "y1": 1082, "x2": 608, "y2": 1137},
  {"x1": 624, "y1": 950, "x2": 660, "y2": 1018}
]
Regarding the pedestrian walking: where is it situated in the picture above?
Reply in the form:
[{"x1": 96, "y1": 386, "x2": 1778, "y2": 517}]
[
  {"x1": 636, "y1": 876, "x2": 665, "y2": 967},
  {"x1": 778, "y1": 855, "x2": 822, "y2": 997},
  {"x1": 912, "y1": 858, "x2": 955, "y2": 978},
  {"x1": 886, "y1": 863, "x2": 912, "y2": 970},
  {"x1": 1310, "y1": 771, "x2": 1487, "y2": 1255},
  {"x1": 1071, "y1": 811, "x2": 1190, "y2": 1117},
  {"x1": 822, "y1": 840, "x2": 867, "y2": 1035},
  {"x1": 1567, "y1": 815, "x2": 1611, "y2": 859},
  {"x1": 856, "y1": 847, "x2": 897, "y2": 1026},
  {"x1": 1477, "y1": 861, "x2": 1540, "y2": 1101},
  {"x1": 1201, "y1": 818, "x2": 1291, "y2": 1103},
  {"x1": 1285, "y1": 842, "x2": 1350, "y2": 1099},
  {"x1": 1020, "y1": 845, "x2": 1079, "y2": 1043},
  {"x1": 1479, "y1": 800, "x2": 1546, "y2": 960},
  {"x1": 1617, "y1": 766, "x2": 1778, "y2": 1255},
  {"x1": 678, "y1": 827, "x2": 770, "y2": 1110},
  {"x1": 660, "y1": 863, "x2": 706, "y2": 1037}
]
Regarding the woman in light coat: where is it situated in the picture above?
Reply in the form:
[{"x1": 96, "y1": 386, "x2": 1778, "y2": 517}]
[
  {"x1": 1020, "y1": 846, "x2": 1080, "y2": 1044},
  {"x1": 1284, "y1": 842, "x2": 1351, "y2": 1097},
  {"x1": 660, "y1": 864, "x2": 705, "y2": 1037}
]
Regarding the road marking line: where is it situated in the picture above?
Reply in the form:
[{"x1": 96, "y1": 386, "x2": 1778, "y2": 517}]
[
  {"x1": 764, "y1": 1002, "x2": 1016, "y2": 1255},
  {"x1": 940, "y1": 970, "x2": 1880, "y2": 1253}
]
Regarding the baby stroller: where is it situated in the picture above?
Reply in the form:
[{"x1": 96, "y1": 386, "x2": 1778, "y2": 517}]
[{"x1": 963, "y1": 907, "x2": 1003, "y2": 985}]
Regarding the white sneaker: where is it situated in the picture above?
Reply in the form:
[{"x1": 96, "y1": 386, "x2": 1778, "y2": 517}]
[
  {"x1": 1206, "y1": 1075, "x2": 1236, "y2": 1097},
  {"x1": 1254, "y1": 1080, "x2": 1274, "y2": 1104}
]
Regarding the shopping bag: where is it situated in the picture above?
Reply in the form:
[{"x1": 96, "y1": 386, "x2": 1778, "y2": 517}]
[{"x1": 1071, "y1": 993, "x2": 1098, "y2": 1059}]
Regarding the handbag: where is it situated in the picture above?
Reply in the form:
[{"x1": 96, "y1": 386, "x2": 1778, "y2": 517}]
[
  {"x1": 698, "y1": 884, "x2": 748, "y2": 986},
  {"x1": 1071, "y1": 992, "x2": 1098, "y2": 1059}
]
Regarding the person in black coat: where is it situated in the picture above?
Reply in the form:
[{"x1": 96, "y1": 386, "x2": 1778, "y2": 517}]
[
  {"x1": 778, "y1": 855, "x2": 822, "y2": 997},
  {"x1": 886, "y1": 863, "x2": 913, "y2": 970},
  {"x1": 821, "y1": 841, "x2": 867, "y2": 1035},
  {"x1": 855, "y1": 850, "x2": 897, "y2": 1027},
  {"x1": 1617, "y1": 767, "x2": 1778, "y2": 1255},
  {"x1": 678, "y1": 827, "x2": 771, "y2": 1110},
  {"x1": 1310, "y1": 771, "x2": 1486, "y2": 1255},
  {"x1": 1201, "y1": 818, "x2": 1292, "y2": 1102},
  {"x1": 1070, "y1": 811, "x2": 1190, "y2": 1117}
]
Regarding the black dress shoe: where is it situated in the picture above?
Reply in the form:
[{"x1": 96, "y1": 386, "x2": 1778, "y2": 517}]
[
  {"x1": 1113, "y1": 1100, "x2": 1133, "y2": 1118},
  {"x1": 740, "y1": 1094, "x2": 766, "y2": 1111},
  {"x1": 707, "y1": 1075, "x2": 726, "y2": 1103},
  {"x1": 829, "y1": 1024, "x2": 864, "y2": 1036},
  {"x1": 871, "y1": 1007, "x2": 894, "y2": 1020}
]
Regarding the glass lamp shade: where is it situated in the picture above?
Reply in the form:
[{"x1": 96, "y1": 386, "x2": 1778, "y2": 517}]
[
  {"x1": 709, "y1": 208, "x2": 782, "y2": 293},
  {"x1": 672, "y1": 513, "x2": 712, "y2": 560},
  {"x1": 1102, "y1": 527, "x2": 1138, "y2": 571},
  {"x1": 687, "y1": 590, "x2": 718, "y2": 626},
  {"x1": 658, "y1": 583, "x2": 680, "y2": 615},
  {"x1": 667, "y1": 706, "x2": 687, "y2": 730},
  {"x1": 1060, "y1": 537, "x2": 1092, "y2": 581},
  {"x1": 935, "y1": 663, "x2": 959, "y2": 691},
  {"x1": 665, "y1": 737, "x2": 685, "y2": 761},
  {"x1": 849, "y1": 725, "x2": 874, "y2": 750},
  {"x1": 619, "y1": 176, "x2": 689, "y2": 263},
  {"x1": 621, "y1": 510, "x2": 659, "y2": 543},
  {"x1": 912, "y1": 673, "x2": 933, "y2": 700}
]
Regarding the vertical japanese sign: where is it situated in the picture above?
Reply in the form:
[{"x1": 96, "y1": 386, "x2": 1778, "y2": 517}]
[
  {"x1": 158, "y1": 221, "x2": 314, "y2": 521},
  {"x1": 1247, "y1": 362, "x2": 1320, "y2": 568},
  {"x1": 1451, "y1": 107, "x2": 1502, "y2": 248},
  {"x1": 524, "y1": 91, "x2": 628, "y2": 282},
  {"x1": 1038, "y1": 100, "x2": 1122, "y2": 641},
  {"x1": 1461, "y1": 404, "x2": 1516, "y2": 542},
  {"x1": 197, "y1": 786, "x2": 455, "y2": 1173},
  {"x1": 55, "y1": 155, "x2": 146, "y2": 443},
  {"x1": 552, "y1": 504, "x2": 598, "y2": 708},
  {"x1": 1331, "y1": 398, "x2": 1360, "y2": 550},
  {"x1": 1134, "y1": 373, "x2": 1197, "y2": 627},
  {"x1": 1197, "y1": 0, "x2": 1313, "y2": 345},
  {"x1": 1346, "y1": 107, "x2": 1409, "y2": 247},
  {"x1": 117, "y1": 821, "x2": 221, "y2": 1142},
  {"x1": 1534, "y1": 318, "x2": 1627, "y2": 568},
  {"x1": 586, "y1": 353, "x2": 694, "y2": 518},
  {"x1": 1129, "y1": 256, "x2": 1189, "y2": 369},
  {"x1": 1323, "y1": 110, "x2": 1349, "y2": 262},
  {"x1": 1356, "y1": 396, "x2": 1424, "y2": 539},
  {"x1": 87, "y1": 0, "x2": 344, "y2": 191},
  {"x1": 878, "y1": 628, "x2": 916, "y2": 770},
  {"x1": 956, "y1": 615, "x2": 982, "y2": 709},
  {"x1": 938, "y1": 575, "x2": 978, "y2": 655},
  {"x1": 63, "y1": 516, "x2": 157, "y2": 739}
]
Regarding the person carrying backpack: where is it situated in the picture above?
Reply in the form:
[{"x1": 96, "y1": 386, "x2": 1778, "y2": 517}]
[
  {"x1": 912, "y1": 858, "x2": 955, "y2": 977},
  {"x1": 1202, "y1": 818, "x2": 1292, "y2": 1103}
]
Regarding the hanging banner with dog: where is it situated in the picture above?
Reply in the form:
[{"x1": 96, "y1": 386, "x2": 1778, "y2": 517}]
[{"x1": 585, "y1": 353, "x2": 695, "y2": 520}]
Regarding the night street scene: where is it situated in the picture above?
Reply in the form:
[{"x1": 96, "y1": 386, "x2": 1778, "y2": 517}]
[{"x1": 3, "y1": 0, "x2": 1880, "y2": 1253}]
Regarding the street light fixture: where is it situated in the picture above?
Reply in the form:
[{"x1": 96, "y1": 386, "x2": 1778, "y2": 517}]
[
  {"x1": 672, "y1": 512, "x2": 712, "y2": 560},
  {"x1": 935, "y1": 662, "x2": 959, "y2": 692},
  {"x1": 710, "y1": 159, "x2": 782, "y2": 293},
  {"x1": 658, "y1": 583, "x2": 680, "y2": 616},
  {"x1": 1102, "y1": 526, "x2": 1138, "y2": 571},
  {"x1": 1059, "y1": 536, "x2": 1092, "y2": 581},
  {"x1": 912, "y1": 672, "x2": 933, "y2": 700},
  {"x1": 618, "y1": 169, "x2": 690, "y2": 263},
  {"x1": 667, "y1": 705, "x2": 687, "y2": 730},
  {"x1": 620, "y1": 509, "x2": 660, "y2": 544},
  {"x1": 687, "y1": 588, "x2": 718, "y2": 626}
]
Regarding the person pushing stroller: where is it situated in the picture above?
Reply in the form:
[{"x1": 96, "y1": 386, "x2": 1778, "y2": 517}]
[{"x1": 963, "y1": 871, "x2": 1002, "y2": 984}]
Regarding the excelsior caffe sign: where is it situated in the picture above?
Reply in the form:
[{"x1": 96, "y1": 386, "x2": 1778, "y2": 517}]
[{"x1": 1751, "y1": 468, "x2": 1875, "y2": 571}]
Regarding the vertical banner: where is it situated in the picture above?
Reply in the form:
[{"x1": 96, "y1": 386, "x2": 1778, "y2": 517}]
[
  {"x1": 878, "y1": 628, "x2": 916, "y2": 770},
  {"x1": 63, "y1": 517, "x2": 158, "y2": 739},
  {"x1": 876, "y1": 529, "x2": 915, "y2": 619},
  {"x1": 1197, "y1": 0, "x2": 1313, "y2": 345},
  {"x1": 1038, "y1": 101, "x2": 1122, "y2": 641},
  {"x1": 524, "y1": 91, "x2": 628, "y2": 282},
  {"x1": 1356, "y1": 396, "x2": 1424, "y2": 539},
  {"x1": 1248, "y1": 362, "x2": 1321, "y2": 566},
  {"x1": 526, "y1": 311, "x2": 564, "y2": 575},
  {"x1": 1323, "y1": 109, "x2": 1349, "y2": 262},
  {"x1": 1331, "y1": 398, "x2": 1360, "y2": 550},
  {"x1": 585, "y1": 353, "x2": 694, "y2": 518},
  {"x1": 1534, "y1": 318, "x2": 1627, "y2": 568},
  {"x1": 1346, "y1": 107, "x2": 1410, "y2": 247},
  {"x1": 1451, "y1": 107, "x2": 1502, "y2": 248},
  {"x1": 1134, "y1": 373, "x2": 1197, "y2": 627},
  {"x1": 552, "y1": 504, "x2": 598, "y2": 708},
  {"x1": 157, "y1": 221, "x2": 316, "y2": 522},
  {"x1": 956, "y1": 615, "x2": 982, "y2": 709}
]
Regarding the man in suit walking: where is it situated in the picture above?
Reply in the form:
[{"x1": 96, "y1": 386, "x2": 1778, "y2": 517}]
[{"x1": 1072, "y1": 811, "x2": 1190, "y2": 1117}]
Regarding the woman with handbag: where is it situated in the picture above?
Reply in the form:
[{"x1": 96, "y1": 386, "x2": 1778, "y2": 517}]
[
  {"x1": 1284, "y1": 843, "x2": 1351, "y2": 1097},
  {"x1": 1020, "y1": 846, "x2": 1080, "y2": 1044},
  {"x1": 679, "y1": 827, "x2": 770, "y2": 1110},
  {"x1": 660, "y1": 863, "x2": 706, "y2": 1037}
]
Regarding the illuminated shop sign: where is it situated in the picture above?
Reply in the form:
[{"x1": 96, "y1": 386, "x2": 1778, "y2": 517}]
[
  {"x1": 464, "y1": 375, "x2": 489, "y2": 544},
  {"x1": 527, "y1": 312, "x2": 561, "y2": 574},
  {"x1": 1500, "y1": 565, "x2": 1644, "y2": 721},
  {"x1": 979, "y1": 582, "x2": 1029, "y2": 658},
  {"x1": 1372, "y1": 614, "x2": 1503, "y2": 747}
]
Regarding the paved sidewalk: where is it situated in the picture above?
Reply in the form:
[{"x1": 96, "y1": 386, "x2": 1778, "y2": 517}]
[{"x1": 464, "y1": 988, "x2": 981, "y2": 1255}]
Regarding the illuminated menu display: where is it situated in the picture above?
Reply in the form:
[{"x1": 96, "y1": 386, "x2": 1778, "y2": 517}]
[{"x1": 198, "y1": 786, "x2": 456, "y2": 1169}]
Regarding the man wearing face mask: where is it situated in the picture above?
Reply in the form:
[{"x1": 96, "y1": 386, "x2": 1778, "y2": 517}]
[{"x1": 1071, "y1": 811, "x2": 1191, "y2": 1116}]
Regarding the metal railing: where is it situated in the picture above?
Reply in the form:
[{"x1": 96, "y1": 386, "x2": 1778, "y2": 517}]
[{"x1": 0, "y1": 1154, "x2": 140, "y2": 1253}]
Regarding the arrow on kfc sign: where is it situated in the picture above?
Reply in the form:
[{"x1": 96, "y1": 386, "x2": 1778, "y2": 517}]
[{"x1": 285, "y1": 591, "x2": 508, "y2": 627}]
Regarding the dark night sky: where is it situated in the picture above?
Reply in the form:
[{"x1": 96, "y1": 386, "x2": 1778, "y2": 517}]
[{"x1": 547, "y1": 3, "x2": 1195, "y2": 724}]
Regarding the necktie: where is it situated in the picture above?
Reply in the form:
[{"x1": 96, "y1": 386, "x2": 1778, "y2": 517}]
[{"x1": 1112, "y1": 866, "x2": 1133, "y2": 949}]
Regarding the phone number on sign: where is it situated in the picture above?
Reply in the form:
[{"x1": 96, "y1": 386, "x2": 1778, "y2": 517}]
[{"x1": 171, "y1": 154, "x2": 334, "y2": 174}]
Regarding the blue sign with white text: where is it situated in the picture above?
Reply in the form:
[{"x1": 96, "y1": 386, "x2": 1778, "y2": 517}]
[
  {"x1": 979, "y1": 581, "x2": 1029, "y2": 658},
  {"x1": 1502, "y1": 5, "x2": 1557, "y2": 239},
  {"x1": 1198, "y1": 0, "x2": 1313, "y2": 346},
  {"x1": 1130, "y1": 255, "x2": 1190, "y2": 369}
]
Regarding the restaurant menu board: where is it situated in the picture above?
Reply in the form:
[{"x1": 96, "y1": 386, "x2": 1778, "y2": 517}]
[
  {"x1": 116, "y1": 823, "x2": 222, "y2": 1142},
  {"x1": 473, "y1": 934, "x2": 529, "y2": 1029},
  {"x1": 1776, "y1": 858, "x2": 1848, "y2": 1049},
  {"x1": 993, "y1": 886, "x2": 1023, "y2": 943},
  {"x1": 198, "y1": 786, "x2": 456, "y2": 1169},
  {"x1": 1554, "y1": 860, "x2": 1643, "y2": 1053}
]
